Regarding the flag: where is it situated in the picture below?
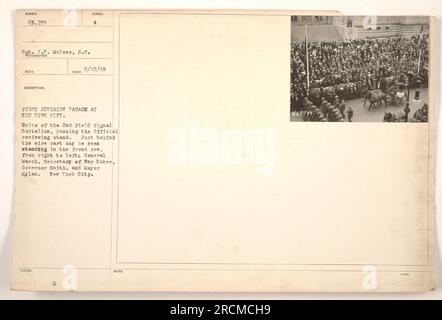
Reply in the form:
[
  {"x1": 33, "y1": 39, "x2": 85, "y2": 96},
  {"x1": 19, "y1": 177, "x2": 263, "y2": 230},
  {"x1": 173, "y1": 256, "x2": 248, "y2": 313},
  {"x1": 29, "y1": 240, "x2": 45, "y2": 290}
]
[
  {"x1": 417, "y1": 24, "x2": 424, "y2": 74},
  {"x1": 305, "y1": 24, "x2": 310, "y2": 91},
  {"x1": 417, "y1": 24, "x2": 424, "y2": 46}
]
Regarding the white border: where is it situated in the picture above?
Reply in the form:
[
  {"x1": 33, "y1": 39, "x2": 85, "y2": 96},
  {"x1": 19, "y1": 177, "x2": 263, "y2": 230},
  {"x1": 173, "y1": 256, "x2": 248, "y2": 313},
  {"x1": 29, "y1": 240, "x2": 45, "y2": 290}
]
[{"x1": 1, "y1": 0, "x2": 441, "y2": 299}]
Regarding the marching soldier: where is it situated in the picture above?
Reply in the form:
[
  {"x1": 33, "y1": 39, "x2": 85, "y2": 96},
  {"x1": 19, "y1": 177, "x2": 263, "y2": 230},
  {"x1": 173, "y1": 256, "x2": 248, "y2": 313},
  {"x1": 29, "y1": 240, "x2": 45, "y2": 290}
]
[
  {"x1": 347, "y1": 106, "x2": 354, "y2": 122},
  {"x1": 404, "y1": 102, "x2": 411, "y2": 122}
]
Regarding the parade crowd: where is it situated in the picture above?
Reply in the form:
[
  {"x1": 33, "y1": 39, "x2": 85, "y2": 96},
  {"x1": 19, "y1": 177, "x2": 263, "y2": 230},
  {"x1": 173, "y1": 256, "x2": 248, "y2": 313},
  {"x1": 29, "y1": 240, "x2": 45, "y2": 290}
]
[{"x1": 290, "y1": 34, "x2": 429, "y2": 121}]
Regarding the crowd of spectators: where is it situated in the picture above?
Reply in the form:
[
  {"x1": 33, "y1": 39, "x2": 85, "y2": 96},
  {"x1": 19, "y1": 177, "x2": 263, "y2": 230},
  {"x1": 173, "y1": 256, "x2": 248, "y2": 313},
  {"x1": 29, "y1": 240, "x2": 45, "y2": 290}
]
[{"x1": 290, "y1": 34, "x2": 429, "y2": 112}]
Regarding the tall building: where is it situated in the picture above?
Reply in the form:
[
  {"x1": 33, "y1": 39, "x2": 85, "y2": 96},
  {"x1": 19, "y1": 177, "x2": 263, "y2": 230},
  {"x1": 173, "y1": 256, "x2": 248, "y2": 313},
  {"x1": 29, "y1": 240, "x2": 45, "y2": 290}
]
[{"x1": 291, "y1": 16, "x2": 429, "y2": 42}]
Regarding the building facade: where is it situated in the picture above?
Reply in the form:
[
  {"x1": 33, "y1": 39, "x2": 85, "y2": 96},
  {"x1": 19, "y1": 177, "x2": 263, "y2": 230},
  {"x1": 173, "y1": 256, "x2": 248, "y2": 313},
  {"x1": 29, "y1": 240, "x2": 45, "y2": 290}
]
[{"x1": 291, "y1": 16, "x2": 429, "y2": 42}]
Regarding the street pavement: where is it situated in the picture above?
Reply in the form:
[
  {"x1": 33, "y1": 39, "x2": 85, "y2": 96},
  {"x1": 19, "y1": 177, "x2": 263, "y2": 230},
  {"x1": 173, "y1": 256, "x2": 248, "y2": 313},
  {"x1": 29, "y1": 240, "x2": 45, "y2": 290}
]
[{"x1": 291, "y1": 87, "x2": 428, "y2": 122}]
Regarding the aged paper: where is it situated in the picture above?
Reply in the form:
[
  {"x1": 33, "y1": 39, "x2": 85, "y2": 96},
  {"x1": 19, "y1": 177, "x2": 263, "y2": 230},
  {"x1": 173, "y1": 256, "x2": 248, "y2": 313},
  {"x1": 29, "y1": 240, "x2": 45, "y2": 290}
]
[{"x1": 11, "y1": 10, "x2": 437, "y2": 292}]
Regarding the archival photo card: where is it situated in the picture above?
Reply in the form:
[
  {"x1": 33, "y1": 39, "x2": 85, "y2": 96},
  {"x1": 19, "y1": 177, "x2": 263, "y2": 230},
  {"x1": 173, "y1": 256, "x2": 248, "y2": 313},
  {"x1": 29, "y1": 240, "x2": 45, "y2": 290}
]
[{"x1": 11, "y1": 10, "x2": 437, "y2": 292}]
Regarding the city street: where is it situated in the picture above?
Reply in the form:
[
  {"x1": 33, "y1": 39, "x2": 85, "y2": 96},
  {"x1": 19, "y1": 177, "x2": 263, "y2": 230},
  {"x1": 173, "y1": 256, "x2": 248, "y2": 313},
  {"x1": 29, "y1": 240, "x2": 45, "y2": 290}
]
[
  {"x1": 291, "y1": 87, "x2": 428, "y2": 122},
  {"x1": 345, "y1": 87, "x2": 428, "y2": 122}
]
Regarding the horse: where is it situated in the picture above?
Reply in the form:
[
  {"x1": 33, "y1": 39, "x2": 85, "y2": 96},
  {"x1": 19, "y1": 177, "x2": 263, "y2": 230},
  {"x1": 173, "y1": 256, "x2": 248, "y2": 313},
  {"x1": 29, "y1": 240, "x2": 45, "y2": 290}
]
[{"x1": 364, "y1": 89, "x2": 388, "y2": 111}]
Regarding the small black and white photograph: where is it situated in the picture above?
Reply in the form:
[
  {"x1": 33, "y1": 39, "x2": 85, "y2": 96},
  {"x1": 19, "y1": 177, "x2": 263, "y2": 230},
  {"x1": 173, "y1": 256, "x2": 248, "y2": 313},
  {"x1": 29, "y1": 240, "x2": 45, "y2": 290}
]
[{"x1": 290, "y1": 16, "x2": 429, "y2": 122}]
